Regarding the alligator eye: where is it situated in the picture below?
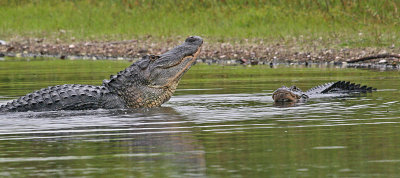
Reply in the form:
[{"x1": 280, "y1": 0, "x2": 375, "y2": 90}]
[
  {"x1": 149, "y1": 55, "x2": 160, "y2": 61},
  {"x1": 301, "y1": 94, "x2": 309, "y2": 99}
]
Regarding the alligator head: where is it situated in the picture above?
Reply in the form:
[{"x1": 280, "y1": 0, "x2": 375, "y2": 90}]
[
  {"x1": 272, "y1": 85, "x2": 308, "y2": 103},
  {"x1": 103, "y1": 36, "x2": 203, "y2": 108}
]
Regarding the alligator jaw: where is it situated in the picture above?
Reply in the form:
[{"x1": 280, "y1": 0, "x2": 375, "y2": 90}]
[{"x1": 148, "y1": 43, "x2": 202, "y2": 89}]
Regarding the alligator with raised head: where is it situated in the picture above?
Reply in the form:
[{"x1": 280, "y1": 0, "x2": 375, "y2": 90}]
[
  {"x1": 272, "y1": 81, "x2": 376, "y2": 103},
  {"x1": 0, "y1": 36, "x2": 203, "y2": 112}
]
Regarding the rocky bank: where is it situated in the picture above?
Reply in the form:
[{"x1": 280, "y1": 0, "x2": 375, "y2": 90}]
[{"x1": 0, "y1": 37, "x2": 399, "y2": 64}]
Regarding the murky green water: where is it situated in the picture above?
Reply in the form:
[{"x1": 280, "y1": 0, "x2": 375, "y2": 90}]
[{"x1": 1, "y1": 58, "x2": 400, "y2": 177}]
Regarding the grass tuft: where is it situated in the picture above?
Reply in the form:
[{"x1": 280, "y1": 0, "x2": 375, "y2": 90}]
[{"x1": 0, "y1": 0, "x2": 399, "y2": 47}]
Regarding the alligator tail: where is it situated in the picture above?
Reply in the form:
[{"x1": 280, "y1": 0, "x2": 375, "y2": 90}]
[{"x1": 320, "y1": 81, "x2": 376, "y2": 94}]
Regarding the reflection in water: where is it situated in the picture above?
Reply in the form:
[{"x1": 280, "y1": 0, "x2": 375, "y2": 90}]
[
  {"x1": 273, "y1": 101, "x2": 297, "y2": 107},
  {"x1": 1, "y1": 60, "x2": 400, "y2": 177},
  {"x1": 0, "y1": 108, "x2": 206, "y2": 177}
]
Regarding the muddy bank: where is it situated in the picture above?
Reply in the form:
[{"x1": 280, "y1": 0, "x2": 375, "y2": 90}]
[{"x1": 0, "y1": 37, "x2": 399, "y2": 64}]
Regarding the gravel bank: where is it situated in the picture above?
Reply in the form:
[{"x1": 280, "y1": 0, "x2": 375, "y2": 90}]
[{"x1": 0, "y1": 37, "x2": 399, "y2": 64}]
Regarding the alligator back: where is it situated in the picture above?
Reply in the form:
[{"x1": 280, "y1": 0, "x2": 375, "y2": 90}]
[
  {"x1": 305, "y1": 81, "x2": 376, "y2": 95},
  {"x1": 0, "y1": 84, "x2": 119, "y2": 112}
]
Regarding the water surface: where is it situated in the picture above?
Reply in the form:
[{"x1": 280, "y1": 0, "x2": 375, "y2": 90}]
[{"x1": 0, "y1": 58, "x2": 400, "y2": 177}]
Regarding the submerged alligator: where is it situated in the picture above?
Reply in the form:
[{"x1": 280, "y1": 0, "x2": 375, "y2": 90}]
[
  {"x1": 272, "y1": 81, "x2": 376, "y2": 103},
  {"x1": 0, "y1": 36, "x2": 203, "y2": 112}
]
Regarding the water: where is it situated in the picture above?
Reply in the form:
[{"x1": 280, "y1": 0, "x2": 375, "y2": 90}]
[{"x1": 1, "y1": 58, "x2": 400, "y2": 177}]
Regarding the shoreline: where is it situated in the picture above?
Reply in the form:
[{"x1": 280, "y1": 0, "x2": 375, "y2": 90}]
[{"x1": 0, "y1": 38, "x2": 399, "y2": 64}]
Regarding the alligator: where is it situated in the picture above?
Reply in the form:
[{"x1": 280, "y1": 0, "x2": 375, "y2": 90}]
[
  {"x1": 272, "y1": 81, "x2": 376, "y2": 103},
  {"x1": 0, "y1": 36, "x2": 203, "y2": 112}
]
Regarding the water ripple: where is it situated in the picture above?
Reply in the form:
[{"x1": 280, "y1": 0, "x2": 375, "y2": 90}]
[{"x1": 1, "y1": 91, "x2": 399, "y2": 142}]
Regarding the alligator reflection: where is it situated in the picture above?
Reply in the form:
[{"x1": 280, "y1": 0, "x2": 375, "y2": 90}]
[
  {"x1": 273, "y1": 101, "x2": 297, "y2": 107},
  {"x1": 0, "y1": 107, "x2": 205, "y2": 177}
]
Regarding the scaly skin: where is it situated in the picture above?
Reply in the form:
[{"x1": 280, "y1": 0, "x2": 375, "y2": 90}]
[
  {"x1": 1, "y1": 36, "x2": 203, "y2": 112},
  {"x1": 272, "y1": 81, "x2": 376, "y2": 103}
]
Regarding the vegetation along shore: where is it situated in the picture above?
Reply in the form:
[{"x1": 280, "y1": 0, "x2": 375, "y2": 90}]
[{"x1": 0, "y1": 0, "x2": 399, "y2": 63}]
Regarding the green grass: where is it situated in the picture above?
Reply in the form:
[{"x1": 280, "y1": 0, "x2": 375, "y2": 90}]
[{"x1": 0, "y1": 0, "x2": 399, "y2": 47}]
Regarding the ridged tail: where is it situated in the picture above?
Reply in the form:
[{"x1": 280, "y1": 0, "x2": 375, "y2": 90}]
[
  {"x1": 0, "y1": 84, "x2": 110, "y2": 112},
  {"x1": 320, "y1": 81, "x2": 376, "y2": 94}
]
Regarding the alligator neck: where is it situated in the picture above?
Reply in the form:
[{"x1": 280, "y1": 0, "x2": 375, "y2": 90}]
[{"x1": 102, "y1": 63, "x2": 177, "y2": 108}]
